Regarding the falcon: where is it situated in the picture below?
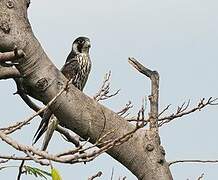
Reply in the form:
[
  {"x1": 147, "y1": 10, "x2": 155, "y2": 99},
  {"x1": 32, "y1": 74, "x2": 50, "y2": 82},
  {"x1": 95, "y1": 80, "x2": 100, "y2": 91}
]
[{"x1": 33, "y1": 36, "x2": 92, "y2": 149}]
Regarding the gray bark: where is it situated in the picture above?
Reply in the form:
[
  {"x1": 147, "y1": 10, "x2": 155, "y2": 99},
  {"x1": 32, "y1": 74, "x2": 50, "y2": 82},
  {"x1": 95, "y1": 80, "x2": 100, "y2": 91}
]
[{"x1": 0, "y1": 1, "x2": 173, "y2": 179}]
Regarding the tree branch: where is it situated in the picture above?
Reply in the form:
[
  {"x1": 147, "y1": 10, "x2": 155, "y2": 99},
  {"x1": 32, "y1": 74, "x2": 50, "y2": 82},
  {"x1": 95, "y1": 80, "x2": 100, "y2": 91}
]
[
  {"x1": 169, "y1": 159, "x2": 218, "y2": 166},
  {"x1": 158, "y1": 97, "x2": 218, "y2": 126},
  {"x1": 128, "y1": 57, "x2": 159, "y2": 130},
  {"x1": 0, "y1": 65, "x2": 21, "y2": 79},
  {"x1": 0, "y1": 2, "x2": 172, "y2": 179},
  {"x1": 1, "y1": 79, "x2": 72, "y2": 135},
  {"x1": 0, "y1": 48, "x2": 25, "y2": 63},
  {"x1": 88, "y1": 171, "x2": 103, "y2": 180},
  {"x1": 117, "y1": 101, "x2": 133, "y2": 117},
  {"x1": 197, "y1": 173, "x2": 204, "y2": 180},
  {"x1": 93, "y1": 71, "x2": 120, "y2": 101},
  {"x1": 17, "y1": 160, "x2": 25, "y2": 180}
]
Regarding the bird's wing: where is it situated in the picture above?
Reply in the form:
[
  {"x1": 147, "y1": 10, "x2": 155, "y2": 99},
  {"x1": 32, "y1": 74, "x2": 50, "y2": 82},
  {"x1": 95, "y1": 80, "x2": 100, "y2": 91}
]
[
  {"x1": 61, "y1": 57, "x2": 80, "y2": 81},
  {"x1": 32, "y1": 56, "x2": 80, "y2": 146}
]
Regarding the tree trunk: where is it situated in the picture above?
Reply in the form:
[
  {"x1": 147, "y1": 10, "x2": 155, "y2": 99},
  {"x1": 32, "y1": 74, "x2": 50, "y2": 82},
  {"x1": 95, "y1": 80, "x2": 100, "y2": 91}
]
[{"x1": 0, "y1": 1, "x2": 173, "y2": 179}]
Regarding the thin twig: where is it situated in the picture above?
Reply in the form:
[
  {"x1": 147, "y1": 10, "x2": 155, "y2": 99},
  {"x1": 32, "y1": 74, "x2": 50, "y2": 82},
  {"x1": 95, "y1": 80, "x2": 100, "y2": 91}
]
[
  {"x1": 93, "y1": 71, "x2": 120, "y2": 101},
  {"x1": 17, "y1": 160, "x2": 25, "y2": 180},
  {"x1": 0, "y1": 159, "x2": 10, "y2": 164},
  {"x1": 117, "y1": 101, "x2": 133, "y2": 117},
  {"x1": 88, "y1": 171, "x2": 103, "y2": 180},
  {"x1": 169, "y1": 159, "x2": 218, "y2": 166},
  {"x1": 158, "y1": 97, "x2": 218, "y2": 126},
  {"x1": 110, "y1": 167, "x2": 114, "y2": 180},
  {"x1": 0, "y1": 155, "x2": 33, "y2": 161},
  {"x1": 158, "y1": 104, "x2": 171, "y2": 117},
  {"x1": 0, "y1": 118, "x2": 143, "y2": 166},
  {"x1": 197, "y1": 173, "x2": 204, "y2": 180}
]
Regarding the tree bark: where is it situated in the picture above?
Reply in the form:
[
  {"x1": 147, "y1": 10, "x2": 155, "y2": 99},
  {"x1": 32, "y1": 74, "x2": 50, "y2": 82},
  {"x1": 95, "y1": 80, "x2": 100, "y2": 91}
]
[{"x1": 0, "y1": 1, "x2": 173, "y2": 179}]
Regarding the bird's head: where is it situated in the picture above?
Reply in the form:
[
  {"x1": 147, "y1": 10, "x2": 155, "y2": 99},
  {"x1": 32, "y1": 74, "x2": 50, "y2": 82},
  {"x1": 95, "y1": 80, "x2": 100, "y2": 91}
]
[{"x1": 72, "y1": 36, "x2": 91, "y2": 54}]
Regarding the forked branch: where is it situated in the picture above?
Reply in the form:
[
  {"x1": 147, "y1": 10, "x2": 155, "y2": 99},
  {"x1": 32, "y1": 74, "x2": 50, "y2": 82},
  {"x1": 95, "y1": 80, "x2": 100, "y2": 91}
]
[
  {"x1": 93, "y1": 71, "x2": 120, "y2": 101},
  {"x1": 158, "y1": 97, "x2": 218, "y2": 126},
  {"x1": 128, "y1": 57, "x2": 159, "y2": 130}
]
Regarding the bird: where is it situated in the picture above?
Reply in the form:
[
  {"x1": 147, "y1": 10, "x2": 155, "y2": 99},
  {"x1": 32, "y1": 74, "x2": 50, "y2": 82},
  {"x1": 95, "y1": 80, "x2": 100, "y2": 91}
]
[{"x1": 33, "y1": 36, "x2": 92, "y2": 149}]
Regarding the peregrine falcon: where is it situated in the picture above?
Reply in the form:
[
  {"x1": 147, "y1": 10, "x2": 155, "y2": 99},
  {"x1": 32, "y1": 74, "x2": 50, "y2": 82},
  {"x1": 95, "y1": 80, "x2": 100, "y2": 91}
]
[{"x1": 33, "y1": 37, "x2": 92, "y2": 148}]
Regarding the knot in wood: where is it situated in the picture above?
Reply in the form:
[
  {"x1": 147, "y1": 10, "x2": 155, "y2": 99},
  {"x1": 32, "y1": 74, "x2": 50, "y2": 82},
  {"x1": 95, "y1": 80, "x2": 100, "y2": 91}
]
[
  {"x1": 146, "y1": 144, "x2": 154, "y2": 152},
  {"x1": 35, "y1": 78, "x2": 48, "y2": 91},
  {"x1": 6, "y1": 0, "x2": 14, "y2": 9},
  {"x1": 160, "y1": 146, "x2": 166, "y2": 156},
  {"x1": 157, "y1": 158, "x2": 164, "y2": 165},
  {"x1": 0, "y1": 21, "x2": 10, "y2": 34}
]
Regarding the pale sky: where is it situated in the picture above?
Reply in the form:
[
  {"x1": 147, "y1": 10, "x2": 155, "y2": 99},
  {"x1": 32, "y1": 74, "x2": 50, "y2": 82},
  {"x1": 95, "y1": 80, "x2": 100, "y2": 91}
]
[{"x1": 1, "y1": 0, "x2": 218, "y2": 179}]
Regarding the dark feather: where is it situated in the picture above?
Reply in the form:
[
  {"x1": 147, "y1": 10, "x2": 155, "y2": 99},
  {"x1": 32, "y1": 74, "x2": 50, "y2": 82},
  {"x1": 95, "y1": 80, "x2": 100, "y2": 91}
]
[{"x1": 32, "y1": 37, "x2": 91, "y2": 146}]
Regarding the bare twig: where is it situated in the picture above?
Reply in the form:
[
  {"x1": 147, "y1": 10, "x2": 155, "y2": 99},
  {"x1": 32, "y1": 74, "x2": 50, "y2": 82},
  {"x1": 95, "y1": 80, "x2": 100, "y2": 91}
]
[
  {"x1": 117, "y1": 101, "x2": 133, "y2": 117},
  {"x1": 169, "y1": 159, "x2": 218, "y2": 166},
  {"x1": 128, "y1": 100, "x2": 148, "y2": 127},
  {"x1": 158, "y1": 104, "x2": 171, "y2": 117},
  {"x1": 128, "y1": 57, "x2": 159, "y2": 130},
  {"x1": 118, "y1": 177, "x2": 127, "y2": 180},
  {"x1": 0, "y1": 159, "x2": 10, "y2": 164},
  {"x1": 110, "y1": 167, "x2": 114, "y2": 180},
  {"x1": 93, "y1": 71, "x2": 120, "y2": 101},
  {"x1": 88, "y1": 171, "x2": 103, "y2": 180},
  {"x1": 0, "y1": 117, "x2": 143, "y2": 166},
  {"x1": 17, "y1": 160, "x2": 25, "y2": 180},
  {"x1": 197, "y1": 173, "x2": 204, "y2": 180},
  {"x1": 158, "y1": 97, "x2": 218, "y2": 126},
  {"x1": 0, "y1": 155, "x2": 33, "y2": 161}
]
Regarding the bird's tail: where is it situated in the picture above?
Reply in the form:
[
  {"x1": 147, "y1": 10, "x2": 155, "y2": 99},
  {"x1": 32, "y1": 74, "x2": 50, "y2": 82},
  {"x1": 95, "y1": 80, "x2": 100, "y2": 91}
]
[{"x1": 32, "y1": 109, "x2": 52, "y2": 145}]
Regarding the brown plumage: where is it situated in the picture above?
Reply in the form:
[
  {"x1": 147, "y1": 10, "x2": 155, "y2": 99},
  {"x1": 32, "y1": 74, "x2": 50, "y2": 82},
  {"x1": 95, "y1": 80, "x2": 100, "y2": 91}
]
[{"x1": 33, "y1": 37, "x2": 92, "y2": 146}]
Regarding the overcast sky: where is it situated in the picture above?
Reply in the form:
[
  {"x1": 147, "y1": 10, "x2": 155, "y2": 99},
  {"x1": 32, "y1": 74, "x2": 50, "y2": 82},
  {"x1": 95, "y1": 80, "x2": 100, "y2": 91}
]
[{"x1": 1, "y1": 0, "x2": 218, "y2": 179}]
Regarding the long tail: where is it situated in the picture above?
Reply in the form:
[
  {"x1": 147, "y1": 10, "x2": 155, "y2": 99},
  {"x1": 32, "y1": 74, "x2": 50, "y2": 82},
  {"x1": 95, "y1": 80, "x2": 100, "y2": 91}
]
[{"x1": 32, "y1": 109, "x2": 52, "y2": 144}]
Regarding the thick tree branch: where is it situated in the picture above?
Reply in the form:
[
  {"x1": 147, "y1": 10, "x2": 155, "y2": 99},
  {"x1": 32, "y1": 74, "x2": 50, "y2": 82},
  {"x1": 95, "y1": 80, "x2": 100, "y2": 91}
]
[
  {"x1": 14, "y1": 77, "x2": 81, "y2": 147},
  {"x1": 0, "y1": 65, "x2": 21, "y2": 79},
  {"x1": 0, "y1": 2, "x2": 172, "y2": 179}
]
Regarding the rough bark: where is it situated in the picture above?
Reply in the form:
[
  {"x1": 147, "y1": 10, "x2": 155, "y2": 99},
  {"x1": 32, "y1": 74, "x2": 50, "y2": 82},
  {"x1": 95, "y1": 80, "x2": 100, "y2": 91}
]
[{"x1": 0, "y1": 1, "x2": 173, "y2": 179}]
